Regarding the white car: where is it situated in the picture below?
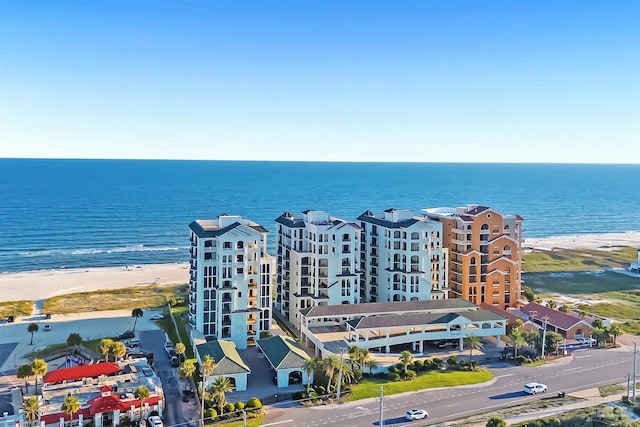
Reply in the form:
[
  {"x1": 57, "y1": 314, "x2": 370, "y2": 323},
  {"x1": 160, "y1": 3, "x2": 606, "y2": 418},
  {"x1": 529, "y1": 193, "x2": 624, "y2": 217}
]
[
  {"x1": 580, "y1": 337, "x2": 596, "y2": 346},
  {"x1": 146, "y1": 416, "x2": 163, "y2": 427},
  {"x1": 149, "y1": 314, "x2": 164, "y2": 321},
  {"x1": 524, "y1": 382, "x2": 548, "y2": 394},
  {"x1": 405, "y1": 409, "x2": 428, "y2": 420}
]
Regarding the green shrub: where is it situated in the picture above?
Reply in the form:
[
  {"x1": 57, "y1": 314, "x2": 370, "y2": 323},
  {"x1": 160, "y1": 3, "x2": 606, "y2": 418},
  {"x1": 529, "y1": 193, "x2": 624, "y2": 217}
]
[
  {"x1": 447, "y1": 355, "x2": 458, "y2": 366},
  {"x1": 246, "y1": 397, "x2": 262, "y2": 409},
  {"x1": 412, "y1": 359, "x2": 423, "y2": 370},
  {"x1": 388, "y1": 366, "x2": 399, "y2": 374},
  {"x1": 207, "y1": 408, "x2": 218, "y2": 419},
  {"x1": 388, "y1": 373, "x2": 401, "y2": 382},
  {"x1": 404, "y1": 369, "x2": 417, "y2": 380},
  {"x1": 515, "y1": 355, "x2": 527, "y2": 365},
  {"x1": 235, "y1": 401, "x2": 244, "y2": 410},
  {"x1": 224, "y1": 403, "x2": 235, "y2": 414},
  {"x1": 432, "y1": 357, "x2": 442, "y2": 364}
]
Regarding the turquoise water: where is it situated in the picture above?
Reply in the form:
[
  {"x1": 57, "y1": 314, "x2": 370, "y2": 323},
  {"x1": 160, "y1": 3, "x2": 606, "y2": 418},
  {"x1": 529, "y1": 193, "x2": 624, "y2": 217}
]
[{"x1": 0, "y1": 159, "x2": 638, "y2": 272}]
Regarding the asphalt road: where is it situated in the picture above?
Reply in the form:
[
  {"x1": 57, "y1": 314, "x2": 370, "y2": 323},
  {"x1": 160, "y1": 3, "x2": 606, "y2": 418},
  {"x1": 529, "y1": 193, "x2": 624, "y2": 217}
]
[
  {"x1": 260, "y1": 347, "x2": 634, "y2": 427},
  {"x1": 140, "y1": 330, "x2": 186, "y2": 427}
]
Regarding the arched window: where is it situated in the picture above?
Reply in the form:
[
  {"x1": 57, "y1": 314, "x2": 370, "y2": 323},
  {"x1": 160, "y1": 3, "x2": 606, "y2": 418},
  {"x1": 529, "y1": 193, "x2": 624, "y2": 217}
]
[
  {"x1": 504, "y1": 245, "x2": 511, "y2": 252},
  {"x1": 467, "y1": 225, "x2": 472, "y2": 230},
  {"x1": 481, "y1": 224, "x2": 489, "y2": 231},
  {"x1": 504, "y1": 225, "x2": 510, "y2": 231},
  {"x1": 470, "y1": 257, "x2": 477, "y2": 265}
]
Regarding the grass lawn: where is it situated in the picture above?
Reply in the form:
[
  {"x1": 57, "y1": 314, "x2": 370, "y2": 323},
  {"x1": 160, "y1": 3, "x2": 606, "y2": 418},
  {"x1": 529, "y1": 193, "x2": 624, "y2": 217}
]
[
  {"x1": 42, "y1": 284, "x2": 187, "y2": 314},
  {"x1": 217, "y1": 415, "x2": 265, "y2": 427},
  {"x1": 344, "y1": 369, "x2": 493, "y2": 402},
  {"x1": 525, "y1": 270, "x2": 640, "y2": 335},
  {"x1": 522, "y1": 247, "x2": 637, "y2": 273},
  {"x1": 0, "y1": 300, "x2": 34, "y2": 318}
]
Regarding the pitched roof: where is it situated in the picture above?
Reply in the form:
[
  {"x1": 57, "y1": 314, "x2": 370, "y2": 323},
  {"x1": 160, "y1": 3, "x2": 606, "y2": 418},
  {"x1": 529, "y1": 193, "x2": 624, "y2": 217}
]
[
  {"x1": 300, "y1": 298, "x2": 477, "y2": 318},
  {"x1": 356, "y1": 211, "x2": 421, "y2": 229},
  {"x1": 520, "y1": 302, "x2": 587, "y2": 331},
  {"x1": 480, "y1": 303, "x2": 525, "y2": 324},
  {"x1": 257, "y1": 336, "x2": 309, "y2": 370},
  {"x1": 344, "y1": 310, "x2": 504, "y2": 330},
  {"x1": 43, "y1": 362, "x2": 121, "y2": 383},
  {"x1": 196, "y1": 340, "x2": 250, "y2": 375}
]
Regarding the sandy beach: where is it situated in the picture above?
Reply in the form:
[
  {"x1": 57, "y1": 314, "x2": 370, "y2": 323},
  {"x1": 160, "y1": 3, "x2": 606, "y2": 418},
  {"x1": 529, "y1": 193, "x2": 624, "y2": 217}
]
[
  {"x1": 0, "y1": 232, "x2": 638, "y2": 303},
  {"x1": 0, "y1": 263, "x2": 190, "y2": 303},
  {"x1": 523, "y1": 231, "x2": 640, "y2": 252}
]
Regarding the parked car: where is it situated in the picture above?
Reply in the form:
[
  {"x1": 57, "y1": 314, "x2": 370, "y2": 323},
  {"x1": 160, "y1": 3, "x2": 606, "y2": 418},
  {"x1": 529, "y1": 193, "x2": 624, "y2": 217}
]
[
  {"x1": 146, "y1": 416, "x2": 163, "y2": 427},
  {"x1": 524, "y1": 382, "x2": 548, "y2": 394},
  {"x1": 405, "y1": 409, "x2": 428, "y2": 420},
  {"x1": 149, "y1": 314, "x2": 164, "y2": 321},
  {"x1": 118, "y1": 331, "x2": 135, "y2": 340},
  {"x1": 578, "y1": 337, "x2": 596, "y2": 346},
  {"x1": 436, "y1": 340, "x2": 456, "y2": 349}
]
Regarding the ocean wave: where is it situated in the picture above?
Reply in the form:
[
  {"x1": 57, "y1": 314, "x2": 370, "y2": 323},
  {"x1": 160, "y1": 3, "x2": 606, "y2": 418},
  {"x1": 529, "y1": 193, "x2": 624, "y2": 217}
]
[{"x1": 18, "y1": 245, "x2": 190, "y2": 257}]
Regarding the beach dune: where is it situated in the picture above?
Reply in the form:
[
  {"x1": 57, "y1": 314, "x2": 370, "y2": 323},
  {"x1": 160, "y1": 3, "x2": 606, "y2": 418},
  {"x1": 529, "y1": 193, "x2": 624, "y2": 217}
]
[{"x1": 1, "y1": 232, "x2": 638, "y2": 303}]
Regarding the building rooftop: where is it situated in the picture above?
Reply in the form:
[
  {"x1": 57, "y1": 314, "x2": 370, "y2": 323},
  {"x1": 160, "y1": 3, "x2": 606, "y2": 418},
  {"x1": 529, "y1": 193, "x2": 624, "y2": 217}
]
[
  {"x1": 300, "y1": 299, "x2": 477, "y2": 318},
  {"x1": 196, "y1": 339, "x2": 251, "y2": 375},
  {"x1": 257, "y1": 335, "x2": 309, "y2": 370}
]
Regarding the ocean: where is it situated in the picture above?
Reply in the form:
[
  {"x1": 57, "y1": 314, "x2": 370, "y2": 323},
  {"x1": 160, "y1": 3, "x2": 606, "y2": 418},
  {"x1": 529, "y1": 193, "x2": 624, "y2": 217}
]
[{"x1": 0, "y1": 159, "x2": 639, "y2": 273}]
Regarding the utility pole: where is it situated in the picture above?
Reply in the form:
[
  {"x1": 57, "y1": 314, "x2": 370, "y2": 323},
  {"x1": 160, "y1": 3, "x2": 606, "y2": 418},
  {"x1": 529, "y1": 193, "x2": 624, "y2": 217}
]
[
  {"x1": 541, "y1": 317, "x2": 548, "y2": 359},
  {"x1": 336, "y1": 347, "x2": 346, "y2": 403},
  {"x1": 379, "y1": 386, "x2": 384, "y2": 427},
  {"x1": 633, "y1": 342, "x2": 637, "y2": 402}
]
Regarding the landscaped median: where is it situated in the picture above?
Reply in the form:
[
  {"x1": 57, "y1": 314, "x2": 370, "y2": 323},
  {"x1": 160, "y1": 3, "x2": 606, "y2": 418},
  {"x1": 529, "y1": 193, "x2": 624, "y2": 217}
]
[{"x1": 344, "y1": 369, "x2": 494, "y2": 401}]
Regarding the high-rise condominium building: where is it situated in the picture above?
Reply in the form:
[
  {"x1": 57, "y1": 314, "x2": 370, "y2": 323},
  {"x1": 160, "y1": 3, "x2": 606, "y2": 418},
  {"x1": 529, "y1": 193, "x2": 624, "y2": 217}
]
[
  {"x1": 275, "y1": 210, "x2": 361, "y2": 328},
  {"x1": 357, "y1": 209, "x2": 448, "y2": 303},
  {"x1": 424, "y1": 204, "x2": 523, "y2": 309},
  {"x1": 188, "y1": 214, "x2": 273, "y2": 350}
]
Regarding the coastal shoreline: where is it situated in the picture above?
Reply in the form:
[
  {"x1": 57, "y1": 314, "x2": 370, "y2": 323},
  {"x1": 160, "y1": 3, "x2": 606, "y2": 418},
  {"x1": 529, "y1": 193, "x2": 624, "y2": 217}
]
[{"x1": 1, "y1": 232, "x2": 638, "y2": 303}]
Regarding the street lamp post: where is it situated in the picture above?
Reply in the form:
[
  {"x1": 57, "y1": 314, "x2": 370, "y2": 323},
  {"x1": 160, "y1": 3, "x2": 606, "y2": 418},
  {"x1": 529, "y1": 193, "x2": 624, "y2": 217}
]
[{"x1": 335, "y1": 347, "x2": 346, "y2": 403}]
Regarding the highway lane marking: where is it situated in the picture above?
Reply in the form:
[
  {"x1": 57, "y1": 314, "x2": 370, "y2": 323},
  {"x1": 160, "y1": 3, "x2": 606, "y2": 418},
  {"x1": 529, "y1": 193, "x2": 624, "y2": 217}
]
[
  {"x1": 564, "y1": 367, "x2": 582, "y2": 372},
  {"x1": 495, "y1": 373, "x2": 514, "y2": 378},
  {"x1": 262, "y1": 420, "x2": 294, "y2": 427},
  {"x1": 575, "y1": 354, "x2": 592, "y2": 358}
]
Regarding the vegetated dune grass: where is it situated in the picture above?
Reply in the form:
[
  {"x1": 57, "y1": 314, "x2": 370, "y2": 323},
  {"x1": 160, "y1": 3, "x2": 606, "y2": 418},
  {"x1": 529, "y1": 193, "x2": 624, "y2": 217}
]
[
  {"x1": 524, "y1": 270, "x2": 639, "y2": 294},
  {"x1": 0, "y1": 300, "x2": 34, "y2": 318},
  {"x1": 345, "y1": 369, "x2": 493, "y2": 402},
  {"x1": 42, "y1": 284, "x2": 187, "y2": 314},
  {"x1": 522, "y1": 247, "x2": 637, "y2": 273}
]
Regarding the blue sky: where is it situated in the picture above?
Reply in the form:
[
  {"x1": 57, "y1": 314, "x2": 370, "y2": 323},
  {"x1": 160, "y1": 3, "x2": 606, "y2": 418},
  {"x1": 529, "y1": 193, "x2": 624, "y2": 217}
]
[{"x1": 1, "y1": 0, "x2": 638, "y2": 163}]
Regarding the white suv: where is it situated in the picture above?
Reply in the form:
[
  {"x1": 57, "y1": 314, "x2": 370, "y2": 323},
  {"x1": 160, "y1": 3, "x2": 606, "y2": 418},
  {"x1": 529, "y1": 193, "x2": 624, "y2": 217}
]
[{"x1": 524, "y1": 382, "x2": 548, "y2": 394}]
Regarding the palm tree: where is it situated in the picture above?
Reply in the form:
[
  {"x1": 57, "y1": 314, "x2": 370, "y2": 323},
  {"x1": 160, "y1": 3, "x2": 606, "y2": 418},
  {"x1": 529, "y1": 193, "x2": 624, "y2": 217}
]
[
  {"x1": 364, "y1": 357, "x2": 379, "y2": 375},
  {"x1": 199, "y1": 355, "x2": 216, "y2": 427},
  {"x1": 22, "y1": 396, "x2": 40, "y2": 427},
  {"x1": 175, "y1": 342, "x2": 186, "y2": 362},
  {"x1": 210, "y1": 376, "x2": 234, "y2": 416},
  {"x1": 17, "y1": 363, "x2": 34, "y2": 394},
  {"x1": 100, "y1": 339, "x2": 114, "y2": 362},
  {"x1": 31, "y1": 359, "x2": 47, "y2": 395},
  {"x1": 609, "y1": 324, "x2": 622, "y2": 346},
  {"x1": 546, "y1": 299, "x2": 557, "y2": 310},
  {"x1": 399, "y1": 350, "x2": 414, "y2": 375},
  {"x1": 322, "y1": 354, "x2": 340, "y2": 394},
  {"x1": 131, "y1": 308, "x2": 143, "y2": 333},
  {"x1": 112, "y1": 341, "x2": 127, "y2": 361},
  {"x1": 61, "y1": 394, "x2": 80, "y2": 427},
  {"x1": 302, "y1": 358, "x2": 318, "y2": 394},
  {"x1": 509, "y1": 329, "x2": 527, "y2": 360},
  {"x1": 66, "y1": 333, "x2": 82, "y2": 356},
  {"x1": 28, "y1": 323, "x2": 39, "y2": 345},
  {"x1": 465, "y1": 334, "x2": 484, "y2": 364},
  {"x1": 348, "y1": 346, "x2": 367, "y2": 377},
  {"x1": 179, "y1": 361, "x2": 196, "y2": 391},
  {"x1": 134, "y1": 386, "x2": 150, "y2": 419}
]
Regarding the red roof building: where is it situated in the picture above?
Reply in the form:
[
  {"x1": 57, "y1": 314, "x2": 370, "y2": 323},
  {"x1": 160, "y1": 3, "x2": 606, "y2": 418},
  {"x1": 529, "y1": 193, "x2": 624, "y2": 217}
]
[{"x1": 44, "y1": 363, "x2": 121, "y2": 383}]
